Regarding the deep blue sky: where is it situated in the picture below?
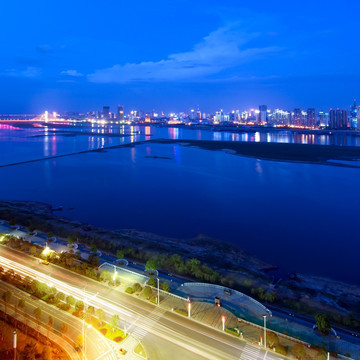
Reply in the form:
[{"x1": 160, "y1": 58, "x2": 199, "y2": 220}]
[{"x1": 1, "y1": 0, "x2": 359, "y2": 114}]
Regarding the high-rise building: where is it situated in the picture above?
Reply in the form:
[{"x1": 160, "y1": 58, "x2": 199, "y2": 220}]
[
  {"x1": 306, "y1": 108, "x2": 316, "y2": 128},
  {"x1": 329, "y1": 108, "x2": 348, "y2": 129},
  {"x1": 102, "y1": 106, "x2": 110, "y2": 120},
  {"x1": 117, "y1": 105, "x2": 124, "y2": 121},
  {"x1": 341, "y1": 110, "x2": 348, "y2": 129},
  {"x1": 318, "y1": 111, "x2": 329, "y2": 127},
  {"x1": 329, "y1": 109, "x2": 336, "y2": 128},
  {"x1": 258, "y1": 105, "x2": 268, "y2": 124},
  {"x1": 350, "y1": 99, "x2": 357, "y2": 129},
  {"x1": 292, "y1": 108, "x2": 302, "y2": 126}
]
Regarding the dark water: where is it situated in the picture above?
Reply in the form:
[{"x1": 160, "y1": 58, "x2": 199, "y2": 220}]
[{"x1": 1, "y1": 123, "x2": 360, "y2": 284}]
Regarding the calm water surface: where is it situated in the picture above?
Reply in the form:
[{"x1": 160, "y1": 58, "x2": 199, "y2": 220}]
[{"x1": 0, "y1": 123, "x2": 359, "y2": 284}]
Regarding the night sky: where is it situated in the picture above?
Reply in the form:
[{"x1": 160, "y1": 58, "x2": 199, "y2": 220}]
[{"x1": 1, "y1": 0, "x2": 359, "y2": 113}]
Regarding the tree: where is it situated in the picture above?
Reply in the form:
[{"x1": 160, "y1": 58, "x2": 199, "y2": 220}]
[
  {"x1": 66, "y1": 295, "x2": 75, "y2": 306},
  {"x1": 110, "y1": 314, "x2": 120, "y2": 331},
  {"x1": 96, "y1": 308, "x2": 106, "y2": 326},
  {"x1": 67, "y1": 236, "x2": 74, "y2": 245},
  {"x1": 143, "y1": 286, "x2": 152, "y2": 299},
  {"x1": 100, "y1": 270, "x2": 111, "y2": 282},
  {"x1": 18, "y1": 299, "x2": 26, "y2": 312},
  {"x1": 75, "y1": 334, "x2": 83, "y2": 349},
  {"x1": 292, "y1": 344, "x2": 306, "y2": 359},
  {"x1": 75, "y1": 300, "x2": 84, "y2": 312},
  {"x1": 60, "y1": 323, "x2": 68, "y2": 335},
  {"x1": 29, "y1": 245, "x2": 37, "y2": 255},
  {"x1": 90, "y1": 243, "x2": 97, "y2": 253},
  {"x1": 145, "y1": 259, "x2": 156, "y2": 271},
  {"x1": 88, "y1": 254, "x2": 99, "y2": 267},
  {"x1": 162, "y1": 281, "x2": 170, "y2": 292},
  {"x1": 133, "y1": 283, "x2": 142, "y2": 293},
  {"x1": 315, "y1": 314, "x2": 331, "y2": 335},
  {"x1": 47, "y1": 232, "x2": 54, "y2": 239},
  {"x1": 314, "y1": 349, "x2": 327, "y2": 360},
  {"x1": 147, "y1": 277, "x2": 156, "y2": 287},
  {"x1": 21, "y1": 342, "x2": 37, "y2": 360},
  {"x1": 266, "y1": 331, "x2": 279, "y2": 348},
  {"x1": 28, "y1": 225, "x2": 35, "y2": 233},
  {"x1": 116, "y1": 249, "x2": 124, "y2": 259},
  {"x1": 9, "y1": 219, "x2": 17, "y2": 226},
  {"x1": 55, "y1": 292, "x2": 65, "y2": 303},
  {"x1": 34, "y1": 307, "x2": 42, "y2": 323},
  {"x1": 41, "y1": 346, "x2": 52, "y2": 360},
  {"x1": 2, "y1": 290, "x2": 12, "y2": 318}
]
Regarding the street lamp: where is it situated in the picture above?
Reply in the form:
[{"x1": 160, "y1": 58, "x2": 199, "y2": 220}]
[
  {"x1": 221, "y1": 315, "x2": 226, "y2": 332},
  {"x1": 187, "y1": 302, "x2": 191, "y2": 318},
  {"x1": 13, "y1": 329, "x2": 17, "y2": 360},
  {"x1": 157, "y1": 278, "x2": 160, "y2": 306},
  {"x1": 113, "y1": 265, "x2": 117, "y2": 287},
  {"x1": 263, "y1": 315, "x2": 267, "y2": 349}
]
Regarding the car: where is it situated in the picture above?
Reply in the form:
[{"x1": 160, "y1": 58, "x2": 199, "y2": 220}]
[
  {"x1": 41, "y1": 260, "x2": 49, "y2": 265},
  {"x1": 119, "y1": 348, "x2": 126, "y2": 355}
]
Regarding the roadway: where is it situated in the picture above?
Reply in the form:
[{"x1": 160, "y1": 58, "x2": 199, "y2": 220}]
[{"x1": 0, "y1": 245, "x2": 287, "y2": 360}]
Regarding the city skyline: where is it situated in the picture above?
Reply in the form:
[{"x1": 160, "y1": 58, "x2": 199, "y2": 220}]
[{"x1": 1, "y1": 0, "x2": 360, "y2": 113}]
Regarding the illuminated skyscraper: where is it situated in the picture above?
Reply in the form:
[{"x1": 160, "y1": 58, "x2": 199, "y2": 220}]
[
  {"x1": 102, "y1": 106, "x2": 110, "y2": 120},
  {"x1": 329, "y1": 108, "x2": 348, "y2": 129},
  {"x1": 306, "y1": 108, "x2": 316, "y2": 128},
  {"x1": 292, "y1": 108, "x2": 302, "y2": 126},
  {"x1": 258, "y1": 105, "x2": 268, "y2": 124},
  {"x1": 117, "y1": 105, "x2": 124, "y2": 121},
  {"x1": 350, "y1": 99, "x2": 357, "y2": 128}
]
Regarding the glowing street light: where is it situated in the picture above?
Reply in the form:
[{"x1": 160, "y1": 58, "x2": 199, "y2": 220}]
[
  {"x1": 221, "y1": 315, "x2": 226, "y2": 332},
  {"x1": 113, "y1": 265, "x2": 117, "y2": 287},
  {"x1": 157, "y1": 278, "x2": 160, "y2": 306},
  {"x1": 13, "y1": 329, "x2": 17, "y2": 360}
]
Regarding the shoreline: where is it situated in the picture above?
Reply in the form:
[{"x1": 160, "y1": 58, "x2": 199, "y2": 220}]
[
  {"x1": 2, "y1": 137, "x2": 360, "y2": 169},
  {"x1": 0, "y1": 200, "x2": 359, "y2": 333}
]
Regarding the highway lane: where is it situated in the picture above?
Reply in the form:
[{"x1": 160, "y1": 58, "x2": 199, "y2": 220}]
[
  {"x1": 0, "y1": 281, "x2": 115, "y2": 360},
  {"x1": 0, "y1": 245, "x2": 287, "y2": 360}
]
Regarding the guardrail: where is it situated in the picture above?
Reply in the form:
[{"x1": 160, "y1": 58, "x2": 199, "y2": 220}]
[
  {"x1": 182, "y1": 282, "x2": 271, "y2": 316},
  {"x1": 99, "y1": 262, "x2": 149, "y2": 280}
]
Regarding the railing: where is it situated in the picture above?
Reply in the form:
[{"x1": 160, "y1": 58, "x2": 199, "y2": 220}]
[{"x1": 182, "y1": 282, "x2": 271, "y2": 316}]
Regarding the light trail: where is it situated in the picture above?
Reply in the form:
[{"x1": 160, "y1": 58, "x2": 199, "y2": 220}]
[{"x1": 0, "y1": 254, "x2": 286, "y2": 360}]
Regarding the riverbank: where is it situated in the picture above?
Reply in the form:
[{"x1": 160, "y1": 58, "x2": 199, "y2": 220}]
[
  {"x1": 148, "y1": 139, "x2": 360, "y2": 167},
  {"x1": 0, "y1": 200, "x2": 359, "y2": 334}
]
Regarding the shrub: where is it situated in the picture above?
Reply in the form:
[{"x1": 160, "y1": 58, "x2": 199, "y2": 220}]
[
  {"x1": 100, "y1": 328, "x2": 107, "y2": 336},
  {"x1": 150, "y1": 296, "x2": 158, "y2": 304},
  {"x1": 225, "y1": 328, "x2": 239, "y2": 337},
  {"x1": 113, "y1": 337, "x2": 123, "y2": 343},
  {"x1": 133, "y1": 283, "x2": 142, "y2": 293},
  {"x1": 143, "y1": 286, "x2": 152, "y2": 299},
  {"x1": 125, "y1": 287, "x2": 134, "y2": 294},
  {"x1": 275, "y1": 344, "x2": 287, "y2": 356},
  {"x1": 147, "y1": 278, "x2": 156, "y2": 287},
  {"x1": 292, "y1": 344, "x2": 306, "y2": 359},
  {"x1": 175, "y1": 309, "x2": 187, "y2": 316}
]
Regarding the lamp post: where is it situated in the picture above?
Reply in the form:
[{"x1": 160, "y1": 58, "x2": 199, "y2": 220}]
[
  {"x1": 157, "y1": 278, "x2": 160, "y2": 306},
  {"x1": 221, "y1": 315, "x2": 226, "y2": 332},
  {"x1": 13, "y1": 329, "x2": 17, "y2": 360},
  {"x1": 187, "y1": 302, "x2": 191, "y2": 318},
  {"x1": 113, "y1": 265, "x2": 117, "y2": 287},
  {"x1": 263, "y1": 315, "x2": 267, "y2": 349}
]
